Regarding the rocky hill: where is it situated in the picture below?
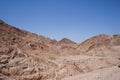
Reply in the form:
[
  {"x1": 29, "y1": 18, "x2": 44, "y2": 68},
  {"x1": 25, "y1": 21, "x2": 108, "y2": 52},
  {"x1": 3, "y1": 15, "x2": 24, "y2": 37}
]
[
  {"x1": 0, "y1": 20, "x2": 58, "y2": 80},
  {"x1": 0, "y1": 20, "x2": 120, "y2": 80},
  {"x1": 77, "y1": 34, "x2": 120, "y2": 56},
  {"x1": 56, "y1": 38, "x2": 78, "y2": 55}
]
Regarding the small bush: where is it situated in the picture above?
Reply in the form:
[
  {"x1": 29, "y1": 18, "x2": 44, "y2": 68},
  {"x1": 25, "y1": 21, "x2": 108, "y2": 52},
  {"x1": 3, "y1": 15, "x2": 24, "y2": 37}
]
[{"x1": 48, "y1": 56, "x2": 56, "y2": 60}]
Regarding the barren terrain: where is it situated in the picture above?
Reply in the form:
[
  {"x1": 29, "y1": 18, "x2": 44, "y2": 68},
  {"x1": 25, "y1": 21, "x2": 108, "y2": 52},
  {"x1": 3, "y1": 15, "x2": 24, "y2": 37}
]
[{"x1": 0, "y1": 20, "x2": 120, "y2": 80}]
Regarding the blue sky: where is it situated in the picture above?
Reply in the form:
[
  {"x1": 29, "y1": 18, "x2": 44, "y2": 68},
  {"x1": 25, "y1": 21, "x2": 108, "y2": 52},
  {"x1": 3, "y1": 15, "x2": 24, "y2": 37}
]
[{"x1": 0, "y1": 0, "x2": 120, "y2": 42}]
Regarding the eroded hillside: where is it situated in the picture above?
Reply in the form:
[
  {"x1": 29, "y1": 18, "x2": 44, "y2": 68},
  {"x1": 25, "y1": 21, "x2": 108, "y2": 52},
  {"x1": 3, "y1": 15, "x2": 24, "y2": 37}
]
[{"x1": 0, "y1": 20, "x2": 120, "y2": 80}]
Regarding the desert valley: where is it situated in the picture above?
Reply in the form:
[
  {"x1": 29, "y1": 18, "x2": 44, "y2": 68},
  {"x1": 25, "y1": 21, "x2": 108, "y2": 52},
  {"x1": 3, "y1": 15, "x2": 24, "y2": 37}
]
[{"x1": 0, "y1": 20, "x2": 120, "y2": 80}]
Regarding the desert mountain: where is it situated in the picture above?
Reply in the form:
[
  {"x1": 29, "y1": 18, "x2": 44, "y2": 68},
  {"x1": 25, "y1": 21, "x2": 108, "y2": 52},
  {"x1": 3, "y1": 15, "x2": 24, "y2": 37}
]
[
  {"x1": 56, "y1": 38, "x2": 78, "y2": 55},
  {"x1": 57, "y1": 38, "x2": 76, "y2": 45},
  {"x1": 0, "y1": 20, "x2": 58, "y2": 54},
  {"x1": 0, "y1": 20, "x2": 59, "y2": 80},
  {"x1": 0, "y1": 20, "x2": 120, "y2": 80},
  {"x1": 77, "y1": 34, "x2": 120, "y2": 56}
]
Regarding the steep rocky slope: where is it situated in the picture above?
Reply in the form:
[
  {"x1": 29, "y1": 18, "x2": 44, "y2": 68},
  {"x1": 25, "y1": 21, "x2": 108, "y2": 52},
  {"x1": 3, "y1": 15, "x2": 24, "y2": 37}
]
[
  {"x1": 77, "y1": 34, "x2": 120, "y2": 56},
  {"x1": 0, "y1": 20, "x2": 58, "y2": 80}
]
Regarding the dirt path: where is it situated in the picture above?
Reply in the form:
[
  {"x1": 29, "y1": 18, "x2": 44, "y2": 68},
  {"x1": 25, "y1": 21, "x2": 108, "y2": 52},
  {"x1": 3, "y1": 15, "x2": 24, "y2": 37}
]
[
  {"x1": 45, "y1": 55, "x2": 120, "y2": 80},
  {"x1": 62, "y1": 66, "x2": 120, "y2": 80}
]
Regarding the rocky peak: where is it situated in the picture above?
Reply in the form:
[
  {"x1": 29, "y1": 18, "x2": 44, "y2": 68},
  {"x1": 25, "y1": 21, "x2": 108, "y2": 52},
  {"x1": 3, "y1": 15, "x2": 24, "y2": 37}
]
[{"x1": 58, "y1": 38, "x2": 77, "y2": 45}]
